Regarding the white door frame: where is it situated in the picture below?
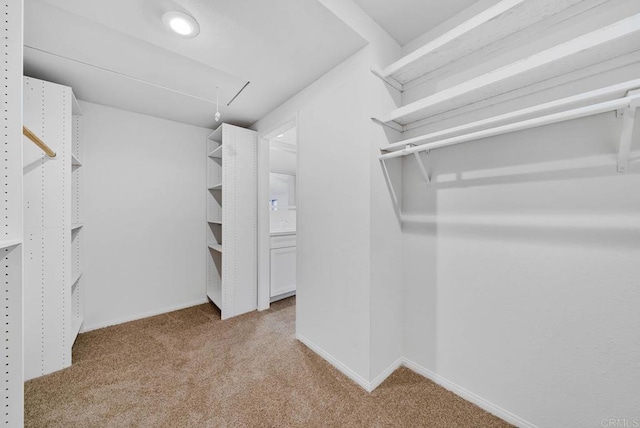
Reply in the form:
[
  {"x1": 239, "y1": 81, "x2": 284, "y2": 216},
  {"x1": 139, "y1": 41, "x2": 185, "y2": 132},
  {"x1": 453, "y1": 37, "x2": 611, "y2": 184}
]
[{"x1": 257, "y1": 115, "x2": 298, "y2": 310}]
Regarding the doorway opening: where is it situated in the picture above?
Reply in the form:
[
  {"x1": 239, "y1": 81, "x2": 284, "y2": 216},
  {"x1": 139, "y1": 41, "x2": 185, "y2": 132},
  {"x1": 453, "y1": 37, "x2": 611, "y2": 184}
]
[{"x1": 258, "y1": 118, "x2": 298, "y2": 310}]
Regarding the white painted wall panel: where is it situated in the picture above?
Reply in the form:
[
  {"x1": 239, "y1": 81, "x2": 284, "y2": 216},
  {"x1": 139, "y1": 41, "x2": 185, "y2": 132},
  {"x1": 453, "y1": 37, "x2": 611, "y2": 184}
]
[
  {"x1": 402, "y1": 113, "x2": 640, "y2": 426},
  {"x1": 80, "y1": 101, "x2": 210, "y2": 331},
  {"x1": 252, "y1": 1, "x2": 403, "y2": 384}
]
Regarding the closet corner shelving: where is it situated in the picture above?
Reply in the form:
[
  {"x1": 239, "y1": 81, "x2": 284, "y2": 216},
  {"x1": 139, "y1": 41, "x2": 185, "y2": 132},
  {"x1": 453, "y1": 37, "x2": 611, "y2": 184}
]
[
  {"x1": 206, "y1": 123, "x2": 258, "y2": 320},
  {"x1": 23, "y1": 77, "x2": 86, "y2": 379},
  {"x1": 70, "y1": 92, "x2": 85, "y2": 345}
]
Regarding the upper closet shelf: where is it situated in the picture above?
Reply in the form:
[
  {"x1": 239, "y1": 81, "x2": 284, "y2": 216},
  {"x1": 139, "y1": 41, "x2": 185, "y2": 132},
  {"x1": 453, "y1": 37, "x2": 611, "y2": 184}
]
[
  {"x1": 208, "y1": 146, "x2": 222, "y2": 158},
  {"x1": 207, "y1": 125, "x2": 223, "y2": 144},
  {"x1": 208, "y1": 183, "x2": 222, "y2": 190},
  {"x1": 373, "y1": 0, "x2": 603, "y2": 90},
  {"x1": 0, "y1": 239, "x2": 21, "y2": 250},
  {"x1": 374, "y1": 12, "x2": 640, "y2": 129},
  {"x1": 72, "y1": 92, "x2": 83, "y2": 116}
]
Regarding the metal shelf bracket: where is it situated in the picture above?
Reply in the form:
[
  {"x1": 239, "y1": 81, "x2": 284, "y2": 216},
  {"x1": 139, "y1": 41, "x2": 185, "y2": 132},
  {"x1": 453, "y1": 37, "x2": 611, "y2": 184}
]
[{"x1": 411, "y1": 145, "x2": 431, "y2": 185}]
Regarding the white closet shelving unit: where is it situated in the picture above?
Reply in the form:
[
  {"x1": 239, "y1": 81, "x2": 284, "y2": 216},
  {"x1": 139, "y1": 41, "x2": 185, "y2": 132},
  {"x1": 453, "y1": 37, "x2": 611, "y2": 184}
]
[
  {"x1": 374, "y1": 0, "x2": 640, "y2": 131},
  {"x1": 206, "y1": 123, "x2": 258, "y2": 320},
  {"x1": 23, "y1": 76, "x2": 84, "y2": 380},
  {"x1": 1, "y1": 0, "x2": 24, "y2": 424},
  {"x1": 70, "y1": 99, "x2": 85, "y2": 344},
  {"x1": 373, "y1": 0, "x2": 640, "y2": 183}
]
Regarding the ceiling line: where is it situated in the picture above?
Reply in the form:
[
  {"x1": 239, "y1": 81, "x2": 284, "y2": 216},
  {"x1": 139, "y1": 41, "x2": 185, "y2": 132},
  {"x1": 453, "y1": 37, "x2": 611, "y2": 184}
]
[{"x1": 24, "y1": 45, "x2": 248, "y2": 106}]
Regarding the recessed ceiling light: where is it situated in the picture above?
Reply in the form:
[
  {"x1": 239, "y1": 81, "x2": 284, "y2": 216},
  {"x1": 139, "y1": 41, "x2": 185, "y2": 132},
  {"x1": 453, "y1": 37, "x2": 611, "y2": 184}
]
[
  {"x1": 162, "y1": 11, "x2": 200, "y2": 38},
  {"x1": 276, "y1": 134, "x2": 284, "y2": 138}
]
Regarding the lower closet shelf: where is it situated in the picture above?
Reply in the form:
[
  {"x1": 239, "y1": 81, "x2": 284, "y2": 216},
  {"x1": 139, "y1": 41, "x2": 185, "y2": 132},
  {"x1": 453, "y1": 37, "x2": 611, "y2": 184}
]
[
  {"x1": 207, "y1": 290, "x2": 222, "y2": 308},
  {"x1": 71, "y1": 315, "x2": 83, "y2": 340},
  {"x1": 208, "y1": 242, "x2": 223, "y2": 253},
  {"x1": 0, "y1": 239, "x2": 21, "y2": 250}
]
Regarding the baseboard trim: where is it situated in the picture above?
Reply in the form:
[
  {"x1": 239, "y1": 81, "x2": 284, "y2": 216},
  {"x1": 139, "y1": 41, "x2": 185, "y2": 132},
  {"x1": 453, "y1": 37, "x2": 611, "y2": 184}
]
[
  {"x1": 402, "y1": 359, "x2": 538, "y2": 428},
  {"x1": 369, "y1": 357, "x2": 404, "y2": 391},
  {"x1": 296, "y1": 333, "x2": 372, "y2": 391},
  {"x1": 293, "y1": 337, "x2": 536, "y2": 427},
  {"x1": 81, "y1": 298, "x2": 209, "y2": 333}
]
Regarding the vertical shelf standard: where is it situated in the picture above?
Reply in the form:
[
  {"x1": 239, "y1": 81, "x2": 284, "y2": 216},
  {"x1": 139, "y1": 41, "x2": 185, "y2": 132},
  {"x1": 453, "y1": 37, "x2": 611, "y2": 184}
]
[{"x1": 1, "y1": 1, "x2": 24, "y2": 424}]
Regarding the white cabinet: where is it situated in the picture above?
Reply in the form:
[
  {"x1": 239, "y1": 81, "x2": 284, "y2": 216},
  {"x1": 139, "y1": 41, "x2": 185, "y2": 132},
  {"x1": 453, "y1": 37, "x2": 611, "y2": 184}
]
[{"x1": 270, "y1": 233, "x2": 296, "y2": 299}]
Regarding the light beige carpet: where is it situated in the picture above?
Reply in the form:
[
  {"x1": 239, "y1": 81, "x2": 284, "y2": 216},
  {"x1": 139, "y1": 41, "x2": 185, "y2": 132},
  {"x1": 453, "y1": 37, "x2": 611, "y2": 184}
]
[{"x1": 25, "y1": 297, "x2": 511, "y2": 427}]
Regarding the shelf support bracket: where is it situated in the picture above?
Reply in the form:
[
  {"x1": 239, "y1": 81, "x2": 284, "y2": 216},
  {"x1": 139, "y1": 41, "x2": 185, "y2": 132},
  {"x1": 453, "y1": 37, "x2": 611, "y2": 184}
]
[
  {"x1": 411, "y1": 146, "x2": 430, "y2": 185},
  {"x1": 372, "y1": 117, "x2": 403, "y2": 133},
  {"x1": 371, "y1": 67, "x2": 403, "y2": 92},
  {"x1": 379, "y1": 158, "x2": 399, "y2": 207},
  {"x1": 617, "y1": 90, "x2": 640, "y2": 173}
]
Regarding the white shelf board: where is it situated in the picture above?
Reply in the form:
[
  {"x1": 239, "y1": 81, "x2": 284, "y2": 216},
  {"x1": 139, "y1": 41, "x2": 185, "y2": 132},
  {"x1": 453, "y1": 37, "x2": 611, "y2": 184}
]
[
  {"x1": 0, "y1": 239, "x2": 21, "y2": 250},
  {"x1": 71, "y1": 153, "x2": 82, "y2": 166},
  {"x1": 381, "y1": 78, "x2": 640, "y2": 152},
  {"x1": 207, "y1": 125, "x2": 223, "y2": 143},
  {"x1": 71, "y1": 271, "x2": 82, "y2": 288},
  {"x1": 376, "y1": 0, "x2": 599, "y2": 88},
  {"x1": 376, "y1": 13, "x2": 640, "y2": 128},
  {"x1": 71, "y1": 222, "x2": 84, "y2": 231},
  {"x1": 71, "y1": 314, "x2": 84, "y2": 340},
  {"x1": 207, "y1": 289, "x2": 222, "y2": 309},
  {"x1": 208, "y1": 146, "x2": 223, "y2": 158},
  {"x1": 208, "y1": 242, "x2": 223, "y2": 253},
  {"x1": 208, "y1": 183, "x2": 223, "y2": 191},
  {"x1": 72, "y1": 92, "x2": 83, "y2": 116},
  {"x1": 208, "y1": 220, "x2": 223, "y2": 225}
]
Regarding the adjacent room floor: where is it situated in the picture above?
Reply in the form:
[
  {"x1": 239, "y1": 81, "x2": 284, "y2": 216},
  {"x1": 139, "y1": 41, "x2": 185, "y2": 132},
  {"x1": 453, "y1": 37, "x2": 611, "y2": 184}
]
[{"x1": 25, "y1": 298, "x2": 510, "y2": 427}]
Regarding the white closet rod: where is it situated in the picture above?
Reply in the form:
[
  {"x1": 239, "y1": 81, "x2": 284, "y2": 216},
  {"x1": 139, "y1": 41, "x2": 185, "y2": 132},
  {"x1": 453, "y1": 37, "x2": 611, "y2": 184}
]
[
  {"x1": 379, "y1": 91, "x2": 640, "y2": 161},
  {"x1": 381, "y1": 79, "x2": 640, "y2": 153}
]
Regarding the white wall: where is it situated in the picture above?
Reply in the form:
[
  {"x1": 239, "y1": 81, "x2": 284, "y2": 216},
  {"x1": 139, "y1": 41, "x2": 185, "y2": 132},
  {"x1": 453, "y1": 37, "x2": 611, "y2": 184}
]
[
  {"x1": 399, "y1": 5, "x2": 640, "y2": 422},
  {"x1": 402, "y1": 113, "x2": 640, "y2": 427},
  {"x1": 79, "y1": 101, "x2": 210, "y2": 330},
  {"x1": 252, "y1": 0, "x2": 403, "y2": 387}
]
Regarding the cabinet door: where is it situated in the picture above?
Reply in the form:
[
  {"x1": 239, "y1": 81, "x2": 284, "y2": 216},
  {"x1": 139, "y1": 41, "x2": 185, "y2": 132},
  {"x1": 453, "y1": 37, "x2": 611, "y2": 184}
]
[{"x1": 270, "y1": 247, "x2": 296, "y2": 297}]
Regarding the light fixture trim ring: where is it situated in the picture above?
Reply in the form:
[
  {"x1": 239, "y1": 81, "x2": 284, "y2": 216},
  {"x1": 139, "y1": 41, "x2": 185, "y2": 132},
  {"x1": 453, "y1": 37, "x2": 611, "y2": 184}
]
[{"x1": 162, "y1": 11, "x2": 200, "y2": 38}]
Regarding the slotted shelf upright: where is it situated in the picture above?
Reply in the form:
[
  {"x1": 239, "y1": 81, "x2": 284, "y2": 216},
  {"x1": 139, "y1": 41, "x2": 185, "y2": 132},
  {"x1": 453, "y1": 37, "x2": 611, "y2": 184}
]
[
  {"x1": 1, "y1": 1, "x2": 24, "y2": 424},
  {"x1": 206, "y1": 123, "x2": 258, "y2": 320}
]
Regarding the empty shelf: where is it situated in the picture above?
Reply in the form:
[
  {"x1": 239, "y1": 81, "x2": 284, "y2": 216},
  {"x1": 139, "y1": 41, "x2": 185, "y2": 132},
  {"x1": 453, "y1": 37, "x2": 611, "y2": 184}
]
[
  {"x1": 71, "y1": 153, "x2": 82, "y2": 166},
  {"x1": 0, "y1": 239, "x2": 21, "y2": 250},
  {"x1": 71, "y1": 315, "x2": 83, "y2": 340},
  {"x1": 71, "y1": 271, "x2": 82, "y2": 287},
  {"x1": 72, "y1": 92, "x2": 83, "y2": 116},
  {"x1": 208, "y1": 146, "x2": 223, "y2": 158},
  {"x1": 207, "y1": 125, "x2": 223, "y2": 144},
  {"x1": 208, "y1": 183, "x2": 223, "y2": 190},
  {"x1": 207, "y1": 289, "x2": 222, "y2": 309},
  {"x1": 71, "y1": 223, "x2": 84, "y2": 231},
  {"x1": 208, "y1": 242, "x2": 223, "y2": 253},
  {"x1": 375, "y1": 12, "x2": 640, "y2": 128},
  {"x1": 374, "y1": 0, "x2": 601, "y2": 89}
]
